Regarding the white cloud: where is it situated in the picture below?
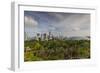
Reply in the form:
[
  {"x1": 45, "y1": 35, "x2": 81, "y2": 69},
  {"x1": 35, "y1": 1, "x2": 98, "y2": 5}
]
[{"x1": 24, "y1": 16, "x2": 38, "y2": 28}]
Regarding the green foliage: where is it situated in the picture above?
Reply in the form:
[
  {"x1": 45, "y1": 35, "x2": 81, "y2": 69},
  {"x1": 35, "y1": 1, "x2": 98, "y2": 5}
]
[
  {"x1": 24, "y1": 51, "x2": 43, "y2": 61},
  {"x1": 32, "y1": 42, "x2": 43, "y2": 50},
  {"x1": 24, "y1": 39, "x2": 90, "y2": 61}
]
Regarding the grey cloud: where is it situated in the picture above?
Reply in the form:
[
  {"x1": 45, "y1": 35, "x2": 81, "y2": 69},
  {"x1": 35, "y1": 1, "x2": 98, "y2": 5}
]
[{"x1": 50, "y1": 13, "x2": 90, "y2": 37}]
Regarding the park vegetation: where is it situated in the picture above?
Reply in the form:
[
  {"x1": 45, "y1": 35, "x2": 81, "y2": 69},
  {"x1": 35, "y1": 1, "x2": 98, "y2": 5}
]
[{"x1": 24, "y1": 39, "x2": 90, "y2": 61}]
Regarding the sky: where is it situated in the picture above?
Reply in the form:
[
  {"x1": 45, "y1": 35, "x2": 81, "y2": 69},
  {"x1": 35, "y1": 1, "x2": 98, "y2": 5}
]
[{"x1": 24, "y1": 11, "x2": 90, "y2": 38}]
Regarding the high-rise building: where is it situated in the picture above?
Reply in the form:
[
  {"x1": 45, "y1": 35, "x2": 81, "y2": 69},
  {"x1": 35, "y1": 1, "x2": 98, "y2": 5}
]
[
  {"x1": 48, "y1": 32, "x2": 53, "y2": 40},
  {"x1": 43, "y1": 33, "x2": 48, "y2": 41},
  {"x1": 24, "y1": 32, "x2": 28, "y2": 41},
  {"x1": 36, "y1": 32, "x2": 54, "y2": 41},
  {"x1": 36, "y1": 33, "x2": 41, "y2": 40}
]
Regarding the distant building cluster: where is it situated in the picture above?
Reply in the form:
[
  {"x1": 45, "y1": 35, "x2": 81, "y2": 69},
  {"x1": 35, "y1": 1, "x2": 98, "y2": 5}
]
[
  {"x1": 24, "y1": 31, "x2": 90, "y2": 41},
  {"x1": 36, "y1": 32, "x2": 53, "y2": 41},
  {"x1": 24, "y1": 31, "x2": 55, "y2": 41}
]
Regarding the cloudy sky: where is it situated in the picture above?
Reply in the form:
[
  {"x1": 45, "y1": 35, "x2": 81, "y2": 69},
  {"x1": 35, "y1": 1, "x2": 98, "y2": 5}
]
[{"x1": 24, "y1": 11, "x2": 90, "y2": 38}]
